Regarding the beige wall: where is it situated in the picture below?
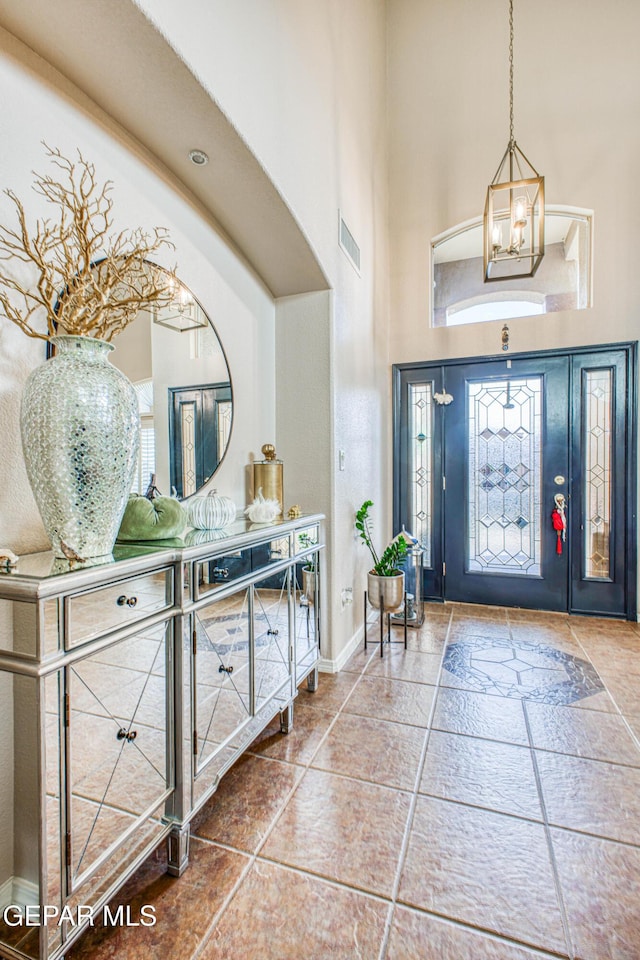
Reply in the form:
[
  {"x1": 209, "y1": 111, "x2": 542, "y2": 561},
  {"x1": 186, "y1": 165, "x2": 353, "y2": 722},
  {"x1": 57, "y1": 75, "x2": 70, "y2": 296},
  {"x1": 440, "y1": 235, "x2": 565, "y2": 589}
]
[
  {"x1": 388, "y1": 0, "x2": 640, "y2": 363},
  {"x1": 387, "y1": 0, "x2": 639, "y2": 615},
  {"x1": 137, "y1": 0, "x2": 391, "y2": 662},
  {"x1": 0, "y1": 34, "x2": 276, "y2": 554}
]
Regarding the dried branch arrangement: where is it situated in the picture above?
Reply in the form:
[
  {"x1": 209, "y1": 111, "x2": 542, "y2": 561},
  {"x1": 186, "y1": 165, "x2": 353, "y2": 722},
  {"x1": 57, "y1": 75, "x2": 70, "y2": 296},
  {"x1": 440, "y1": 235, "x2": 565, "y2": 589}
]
[{"x1": 0, "y1": 144, "x2": 174, "y2": 341}]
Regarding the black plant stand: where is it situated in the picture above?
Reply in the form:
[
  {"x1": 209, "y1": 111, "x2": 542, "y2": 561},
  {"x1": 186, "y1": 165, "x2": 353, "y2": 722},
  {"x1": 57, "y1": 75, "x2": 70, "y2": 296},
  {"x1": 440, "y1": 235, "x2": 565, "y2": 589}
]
[{"x1": 363, "y1": 590, "x2": 408, "y2": 657}]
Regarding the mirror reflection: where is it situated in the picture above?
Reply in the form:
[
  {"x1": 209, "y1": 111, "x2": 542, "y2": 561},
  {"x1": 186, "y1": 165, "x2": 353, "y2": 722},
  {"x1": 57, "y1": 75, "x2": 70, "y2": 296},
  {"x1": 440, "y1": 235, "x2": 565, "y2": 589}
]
[{"x1": 110, "y1": 270, "x2": 232, "y2": 499}]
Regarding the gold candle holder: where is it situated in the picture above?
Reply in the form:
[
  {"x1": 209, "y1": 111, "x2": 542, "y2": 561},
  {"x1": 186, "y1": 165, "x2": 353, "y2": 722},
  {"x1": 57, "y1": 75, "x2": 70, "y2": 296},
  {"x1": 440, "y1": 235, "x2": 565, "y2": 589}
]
[{"x1": 253, "y1": 444, "x2": 283, "y2": 515}]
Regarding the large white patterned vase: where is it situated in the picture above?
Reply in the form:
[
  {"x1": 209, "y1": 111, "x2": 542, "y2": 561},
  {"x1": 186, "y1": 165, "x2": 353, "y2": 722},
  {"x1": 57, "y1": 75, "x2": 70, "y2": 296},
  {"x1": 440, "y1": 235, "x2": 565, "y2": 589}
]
[{"x1": 20, "y1": 334, "x2": 140, "y2": 561}]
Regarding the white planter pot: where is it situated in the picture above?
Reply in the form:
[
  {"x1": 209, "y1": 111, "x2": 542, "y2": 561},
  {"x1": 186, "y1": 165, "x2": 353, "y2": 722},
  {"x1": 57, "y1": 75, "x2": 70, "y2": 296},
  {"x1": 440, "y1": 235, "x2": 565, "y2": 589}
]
[{"x1": 302, "y1": 565, "x2": 316, "y2": 604}]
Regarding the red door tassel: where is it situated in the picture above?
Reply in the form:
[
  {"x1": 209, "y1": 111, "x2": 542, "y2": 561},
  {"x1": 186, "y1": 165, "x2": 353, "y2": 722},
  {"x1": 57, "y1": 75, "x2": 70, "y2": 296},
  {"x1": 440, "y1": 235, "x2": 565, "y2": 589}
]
[{"x1": 551, "y1": 507, "x2": 565, "y2": 555}]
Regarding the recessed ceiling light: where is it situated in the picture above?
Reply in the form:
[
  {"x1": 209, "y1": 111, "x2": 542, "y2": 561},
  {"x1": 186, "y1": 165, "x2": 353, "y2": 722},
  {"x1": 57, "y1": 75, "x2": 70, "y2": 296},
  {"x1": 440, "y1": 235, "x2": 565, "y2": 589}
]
[{"x1": 188, "y1": 149, "x2": 209, "y2": 166}]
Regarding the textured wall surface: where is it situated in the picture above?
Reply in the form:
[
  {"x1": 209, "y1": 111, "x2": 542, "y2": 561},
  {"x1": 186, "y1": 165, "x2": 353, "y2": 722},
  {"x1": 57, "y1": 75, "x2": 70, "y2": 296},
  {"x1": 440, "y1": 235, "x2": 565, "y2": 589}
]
[
  {"x1": 388, "y1": 0, "x2": 640, "y2": 363},
  {"x1": 0, "y1": 34, "x2": 276, "y2": 555},
  {"x1": 136, "y1": 0, "x2": 391, "y2": 663}
]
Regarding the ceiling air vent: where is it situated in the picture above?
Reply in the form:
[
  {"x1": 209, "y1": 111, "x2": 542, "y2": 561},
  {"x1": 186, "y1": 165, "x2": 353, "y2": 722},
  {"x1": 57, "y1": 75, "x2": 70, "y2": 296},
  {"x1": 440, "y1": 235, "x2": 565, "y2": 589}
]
[{"x1": 339, "y1": 212, "x2": 361, "y2": 274}]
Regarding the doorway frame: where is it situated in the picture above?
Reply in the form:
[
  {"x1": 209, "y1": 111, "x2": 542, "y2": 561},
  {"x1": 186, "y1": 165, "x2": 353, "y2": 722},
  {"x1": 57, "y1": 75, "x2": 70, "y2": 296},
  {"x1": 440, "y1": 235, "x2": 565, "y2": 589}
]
[{"x1": 393, "y1": 341, "x2": 638, "y2": 619}]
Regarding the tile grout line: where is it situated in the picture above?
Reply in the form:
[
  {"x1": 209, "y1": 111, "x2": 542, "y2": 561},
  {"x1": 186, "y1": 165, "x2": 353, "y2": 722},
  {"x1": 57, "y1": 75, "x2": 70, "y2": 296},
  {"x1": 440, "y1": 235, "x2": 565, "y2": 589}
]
[
  {"x1": 380, "y1": 901, "x2": 575, "y2": 960},
  {"x1": 537, "y1": 822, "x2": 640, "y2": 852},
  {"x1": 568, "y1": 622, "x2": 640, "y2": 756},
  {"x1": 194, "y1": 608, "x2": 631, "y2": 959},
  {"x1": 530, "y1": 743, "x2": 640, "y2": 772},
  {"x1": 194, "y1": 650, "x2": 384, "y2": 957},
  {"x1": 509, "y1": 611, "x2": 575, "y2": 959},
  {"x1": 453, "y1": 617, "x2": 640, "y2": 765},
  {"x1": 523, "y1": 697, "x2": 576, "y2": 960},
  {"x1": 250, "y1": 846, "x2": 570, "y2": 960},
  {"x1": 243, "y1": 854, "x2": 394, "y2": 905},
  {"x1": 192, "y1": 843, "x2": 397, "y2": 960},
  {"x1": 413, "y1": 788, "x2": 545, "y2": 826},
  {"x1": 198, "y1": 829, "x2": 576, "y2": 959},
  {"x1": 190, "y1": 850, "x2": 256, "y2": 960},
  {"x1": 251, "y1": 667, "x2": 369, "y2": 854},
  {"x1": 235, "y1": 629, "x2": 453, "y2": 948},
  {"x1": 377, "y1": 608, "x2": 454, "y2": 960},
  {"x1": 191, "y1": 665, "x2": 369, "y2": 957}
]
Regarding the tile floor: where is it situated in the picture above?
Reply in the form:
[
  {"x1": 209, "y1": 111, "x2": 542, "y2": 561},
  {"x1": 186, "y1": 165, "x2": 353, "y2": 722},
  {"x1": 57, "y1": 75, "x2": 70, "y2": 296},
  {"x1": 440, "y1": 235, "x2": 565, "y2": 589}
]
[{"x1": 67, "y1": 604, "x2": 640, "y2": 960}]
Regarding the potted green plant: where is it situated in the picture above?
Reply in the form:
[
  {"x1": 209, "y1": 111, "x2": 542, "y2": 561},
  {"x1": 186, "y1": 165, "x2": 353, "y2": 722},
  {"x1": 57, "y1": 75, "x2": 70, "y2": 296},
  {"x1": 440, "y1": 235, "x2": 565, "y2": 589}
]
[
  {"x1": 297, "y1": 531, "x2": 318, "y2": 604},
  {"x1": 355, "y1": 500, "x2": 408, "y2": 611}
]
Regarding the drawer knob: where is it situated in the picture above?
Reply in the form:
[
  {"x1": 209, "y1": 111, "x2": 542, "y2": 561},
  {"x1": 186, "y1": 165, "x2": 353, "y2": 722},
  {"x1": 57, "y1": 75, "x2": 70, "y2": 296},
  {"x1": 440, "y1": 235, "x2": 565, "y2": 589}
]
[
  {"x1": 212, "y1": 567, "x2": 230, "y2": 579},
  {"x1": 117, "y1": 595, "x2": 138, "y2": 608},
  {"x1": 218, "y1": 664, "x2": 234, "y2": 675},
  {"x1": 117, "y1": 728, "x2": 138, "y2": 742}
]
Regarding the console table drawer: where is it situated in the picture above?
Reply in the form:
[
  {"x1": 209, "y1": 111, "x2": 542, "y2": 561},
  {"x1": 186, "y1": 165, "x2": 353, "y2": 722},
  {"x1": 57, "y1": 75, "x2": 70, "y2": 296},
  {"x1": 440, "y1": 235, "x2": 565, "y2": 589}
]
[
  {"x1": 251, "y1": 536, "x2": 291, "y2": 572},
  {"x1": 65, "y1": 568, "x2": 174, "y2": 647},
  {"x1": 194, "y1": 549, "x2": 252, "y2": 599}
]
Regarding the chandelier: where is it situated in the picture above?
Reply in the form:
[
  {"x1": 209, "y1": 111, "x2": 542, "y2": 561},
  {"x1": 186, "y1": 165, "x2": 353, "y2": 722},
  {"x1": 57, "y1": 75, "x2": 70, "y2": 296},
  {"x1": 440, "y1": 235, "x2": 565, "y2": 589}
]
[
  {"x1": 483, "y1": 0, "x2": 544, "y2": 282},
  {"x1": 153, "y1": 277, "x2": 207, "y2": 332}
]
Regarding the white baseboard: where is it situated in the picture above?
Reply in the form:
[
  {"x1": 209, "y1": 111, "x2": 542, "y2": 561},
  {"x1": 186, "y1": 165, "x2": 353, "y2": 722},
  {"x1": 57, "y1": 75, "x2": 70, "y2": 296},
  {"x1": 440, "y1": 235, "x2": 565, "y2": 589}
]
[
  {"x1": 0, "y1": 875, "x2": 39, "y2": 910},
  {"x1": 0, "y1": 877, "x2": 12, "y2": 910},
  {"x1": 318, "y1": 623, "x2": 364, "y2": 673}
]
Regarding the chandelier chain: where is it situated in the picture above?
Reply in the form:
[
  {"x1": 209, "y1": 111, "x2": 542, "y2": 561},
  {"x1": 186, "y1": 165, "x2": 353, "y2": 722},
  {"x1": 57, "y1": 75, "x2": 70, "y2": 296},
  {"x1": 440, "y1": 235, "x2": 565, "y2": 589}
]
[{"x1": 509, "y1": 0, "x2": 514, "y2": 145}]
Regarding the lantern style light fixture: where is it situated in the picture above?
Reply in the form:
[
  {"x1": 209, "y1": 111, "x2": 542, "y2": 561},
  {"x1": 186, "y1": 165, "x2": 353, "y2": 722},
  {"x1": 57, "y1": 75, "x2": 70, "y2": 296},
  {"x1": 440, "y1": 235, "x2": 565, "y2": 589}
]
[
  {"x1": 152, "y1": 276, "x2": 208, "y2": 333},
  {"x1": 484, "y1": 0, "x2": 544, "y2": 282}
]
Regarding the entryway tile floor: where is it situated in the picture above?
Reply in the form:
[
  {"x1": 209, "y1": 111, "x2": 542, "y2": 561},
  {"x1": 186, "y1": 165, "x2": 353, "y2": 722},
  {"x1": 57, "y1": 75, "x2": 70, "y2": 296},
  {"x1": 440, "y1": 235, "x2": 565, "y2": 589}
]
[{"x1": 68, "y1": 604, "x2": 640, "y2": 959}]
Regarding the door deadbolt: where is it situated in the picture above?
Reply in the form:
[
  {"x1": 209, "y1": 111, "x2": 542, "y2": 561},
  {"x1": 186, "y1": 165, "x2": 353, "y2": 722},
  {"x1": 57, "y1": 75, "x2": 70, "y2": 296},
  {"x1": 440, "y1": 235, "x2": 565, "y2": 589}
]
[{"x1": 553, "y1": 475, "x2": 565, "y2": 486}]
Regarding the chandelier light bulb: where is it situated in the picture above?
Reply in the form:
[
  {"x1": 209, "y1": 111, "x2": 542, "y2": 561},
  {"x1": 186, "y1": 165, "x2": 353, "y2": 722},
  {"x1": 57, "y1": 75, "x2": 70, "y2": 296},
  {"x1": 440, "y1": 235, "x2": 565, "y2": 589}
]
[
  {"x1": 513, "y1": 195, "x2": 528, "y2": 226},
  {"x1": 510, "y1": 224, "x2": 524, "y2": 252}
]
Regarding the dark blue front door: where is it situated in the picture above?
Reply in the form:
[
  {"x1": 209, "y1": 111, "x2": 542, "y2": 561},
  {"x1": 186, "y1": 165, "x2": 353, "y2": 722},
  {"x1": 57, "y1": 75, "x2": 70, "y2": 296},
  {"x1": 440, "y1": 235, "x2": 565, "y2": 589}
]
[
  {"x1": 394, "y1": 345, "x2": 636, "y2": 618},
  {"x1": 169, "y1": 382, "x2": 231, "y2": 498}
]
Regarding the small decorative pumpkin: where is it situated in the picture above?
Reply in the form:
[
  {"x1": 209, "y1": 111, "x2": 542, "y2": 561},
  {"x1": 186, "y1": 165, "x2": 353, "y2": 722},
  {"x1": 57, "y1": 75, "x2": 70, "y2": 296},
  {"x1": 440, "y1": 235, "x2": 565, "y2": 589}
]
[
  {"x1": 245, "y1": 488, "x2": 280, "y2": 523},
  {"x1": 117, "y1": 494, "x2": 187, "y2": 542},
  {"x1": 187, "y1": 490, "x2": 237, "y2": 529}
]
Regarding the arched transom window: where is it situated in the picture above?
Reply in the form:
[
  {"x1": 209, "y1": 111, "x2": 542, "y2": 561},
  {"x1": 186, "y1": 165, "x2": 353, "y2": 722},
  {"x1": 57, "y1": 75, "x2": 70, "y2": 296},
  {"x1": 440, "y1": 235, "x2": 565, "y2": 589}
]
[{"x1": 432, "y1": 208, "x2": 592, "y2": 328}]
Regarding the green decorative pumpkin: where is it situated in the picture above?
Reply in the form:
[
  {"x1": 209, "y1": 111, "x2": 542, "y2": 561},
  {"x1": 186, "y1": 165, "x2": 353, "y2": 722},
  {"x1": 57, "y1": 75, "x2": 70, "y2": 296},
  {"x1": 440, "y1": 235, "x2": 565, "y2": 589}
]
[
  {"x1": 117, "y1": 495, "x2": 187, "y2": 542},
  {"x1": 187, "y1": 490, "x2": 237, "y2": 529}
]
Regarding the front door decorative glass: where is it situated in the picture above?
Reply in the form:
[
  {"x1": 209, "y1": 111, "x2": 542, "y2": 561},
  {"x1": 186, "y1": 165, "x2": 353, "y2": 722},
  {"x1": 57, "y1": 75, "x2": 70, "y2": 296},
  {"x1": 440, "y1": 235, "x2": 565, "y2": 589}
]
[
  {"x1": 583, "y1": 368, "x2": 612, "y2": 579},
  {"x1": 467, "y1": 377, "x2": 542, "y2": 576}
]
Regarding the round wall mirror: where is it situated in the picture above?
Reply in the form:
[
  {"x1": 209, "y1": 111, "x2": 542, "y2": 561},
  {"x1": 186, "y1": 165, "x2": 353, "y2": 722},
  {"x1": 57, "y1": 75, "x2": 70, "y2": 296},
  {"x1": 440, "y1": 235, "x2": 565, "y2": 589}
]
[{"x1": 109, "y1": 268, "x2": 232, "y2": 499}]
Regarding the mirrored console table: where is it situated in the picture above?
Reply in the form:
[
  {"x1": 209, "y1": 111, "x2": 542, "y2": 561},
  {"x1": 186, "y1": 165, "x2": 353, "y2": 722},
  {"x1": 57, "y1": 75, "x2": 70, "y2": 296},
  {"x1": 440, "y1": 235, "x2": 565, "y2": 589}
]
[{"x1": 0, "y1": 514, "x2": 323, "y2": 960}]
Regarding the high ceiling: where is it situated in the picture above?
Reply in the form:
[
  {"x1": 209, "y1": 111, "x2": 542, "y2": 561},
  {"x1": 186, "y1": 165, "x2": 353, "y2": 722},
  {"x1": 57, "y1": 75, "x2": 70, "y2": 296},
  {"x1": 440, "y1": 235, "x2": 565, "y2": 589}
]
[{"x1": 0, "y1": 0, "x2": 328, "y2": 298}]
